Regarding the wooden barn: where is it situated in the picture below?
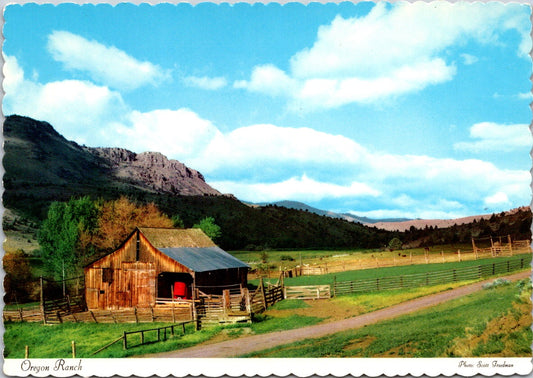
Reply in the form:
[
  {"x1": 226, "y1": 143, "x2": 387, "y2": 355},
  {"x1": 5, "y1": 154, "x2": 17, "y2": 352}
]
[{"x1": 84, "y1": 227, "x2": 249, "y2": 310}]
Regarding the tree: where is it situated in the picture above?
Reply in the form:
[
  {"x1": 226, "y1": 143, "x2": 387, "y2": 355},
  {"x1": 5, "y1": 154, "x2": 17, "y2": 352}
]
[
  {"x1": 4, "y1": 249, "x2": 34, "y2": 303},
  {"x1": 388, "y1": 237, "x2": 403, "y2": 251},
  {"x1": 94, "y1": 196, "x2": 173, "y2": 252},
  {"x1": 193, "y1": 216, "x2": 221, "y2": 241},
  {"x1": 38, "y1": 197, "x2": 99, "y2": 280},
  {"x1": 172, "y1": 214, "x2": 185, "y2": 228}
]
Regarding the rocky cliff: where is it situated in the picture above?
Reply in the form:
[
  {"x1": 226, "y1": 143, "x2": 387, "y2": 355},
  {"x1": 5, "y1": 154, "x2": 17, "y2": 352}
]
[{"x1": 89, "y1": 147, "x2": 221, "y2": 196}]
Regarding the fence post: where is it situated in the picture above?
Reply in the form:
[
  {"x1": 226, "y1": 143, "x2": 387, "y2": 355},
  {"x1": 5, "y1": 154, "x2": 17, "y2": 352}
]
[
  {"x1": 71, "y1": 341, "x2": 76, "y2": 358},
  {"x1": 333, "y1": 276, "x2": 337, "y2": 297},
  {"x1": 123, "y1": 332, "x2": 127, "y2": 350},
  {"x1": 25, "y1": 346, "x2": 29, "y2": 359},
  {"x1": 40, "y1": 276, "x2": 46, "y2": 324},
  {"x1": 376, "y1": 277, "x2": 380, "y2": 291},
  {"x1": 492, "y1": 263, "x2": 495, "y2": 276},
  {"x1": 453, "y1": 269, "x2": 457, "y2": 282}
]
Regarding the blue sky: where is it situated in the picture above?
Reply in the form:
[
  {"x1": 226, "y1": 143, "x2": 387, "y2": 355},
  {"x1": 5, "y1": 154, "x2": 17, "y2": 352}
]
[{"x1": 3, "y1": 2, "x2": 532, "y2": 219}]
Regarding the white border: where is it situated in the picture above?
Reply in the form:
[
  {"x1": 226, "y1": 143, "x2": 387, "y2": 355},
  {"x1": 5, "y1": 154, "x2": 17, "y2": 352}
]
[{"x1": 3, "y1": 357, "x2": 533, "y2": 377}]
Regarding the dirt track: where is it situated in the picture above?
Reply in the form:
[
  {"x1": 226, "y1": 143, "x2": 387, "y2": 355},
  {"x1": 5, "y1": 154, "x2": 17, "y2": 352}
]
[{"x1": 145, "y1": 270, "x2": 531, "y2": 358}]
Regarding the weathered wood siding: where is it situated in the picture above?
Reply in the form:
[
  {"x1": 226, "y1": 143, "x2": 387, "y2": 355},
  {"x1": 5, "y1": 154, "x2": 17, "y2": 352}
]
[
  {"x1": 85, "y1": 230, "x2": 192, "y2": 309},
  {"x1": 85, "y1": 228, "x2": 248, "y2": 309}
]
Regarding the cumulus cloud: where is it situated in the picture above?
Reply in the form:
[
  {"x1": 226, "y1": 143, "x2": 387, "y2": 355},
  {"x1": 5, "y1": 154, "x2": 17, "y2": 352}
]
[
  {"x1": 236, "y1": 2, "x2": 530, "y2": 111},
  {"x1": 212, "y1": 175, "x2": 380, "y2": 203},
  {"x1": 113, "y1": 108, "x2": 221, "y2": 160},
  {"x1": 454, "y1": 122, "x2": 532, "y2": 152},
  {"x1": 4, "y1": 55, "x2": 529, "y2": 219},
  {"x1": 47, "y1": 31, "x2": 169, "y2": 91},
  {"x1": 183, "y1": 75, "x2": 228, "y2": 90},
  {"x1": 3, "y1": 55, "x2": 128, "y2": 145}
]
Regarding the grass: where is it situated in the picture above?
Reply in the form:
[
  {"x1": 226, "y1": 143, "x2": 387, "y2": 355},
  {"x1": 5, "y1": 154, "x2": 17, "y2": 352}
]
[
  {"x1": 253, "y1": 253, "x2": 531, "y2": 286},
  {"x1": 3, "y1": 322, "x2": 221, "y2": 358},
  {"x1": 242, "y1": 279, "x2": 532, "y2": 357}
]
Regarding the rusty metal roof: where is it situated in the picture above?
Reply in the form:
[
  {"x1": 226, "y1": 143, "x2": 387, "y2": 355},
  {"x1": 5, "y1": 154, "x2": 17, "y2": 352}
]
[{"x1": 159, "y1": 247, "x2": 249, "y2": 272}]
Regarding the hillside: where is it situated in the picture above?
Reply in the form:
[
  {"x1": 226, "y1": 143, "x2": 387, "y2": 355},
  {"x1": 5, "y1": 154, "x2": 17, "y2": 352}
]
[
  {"x1": 3, "y1": 115, "x2": 222, "y2": 219},
  {"x1": 256, "y1": 200, "x2": 410, "y2": 224},
  {"x1": 2, "y1": 115, "x2": 395, "y2": 250},
  {"x1": 372, "y1": 207, "x2": 530, "y2": 232}
]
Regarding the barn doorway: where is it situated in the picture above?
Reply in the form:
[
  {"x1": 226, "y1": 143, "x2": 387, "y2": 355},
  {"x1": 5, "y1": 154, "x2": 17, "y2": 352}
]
[{"x1": 157, "y1": 272, "x2": 193, "y2": 300}]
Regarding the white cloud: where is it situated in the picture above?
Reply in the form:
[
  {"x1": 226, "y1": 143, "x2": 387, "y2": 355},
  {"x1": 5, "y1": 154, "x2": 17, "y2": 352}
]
[
  {"x1": 3, "y1": 55, "x2": 127, "y2": 145},
  {"x1": 454, "y1": 122, "x2": 532, "y2": 152},
  {"x1": 461, "y1": 53, "x2": 479, "y2": 65},
  {"x1": 484, "y1": 192, "x2": 511, "y2": 207},
  {"x1": 47, "y1": 30, "x2": 169, "y2": 91},
  {"x1": 5, "y1": 55, "x2": 529, "y2": 219},
  {"x1": 113, "y1": 109, "x2": 221, "y2": 159},
  {"x1": 517, "y1": 92, "x2": 533, "y2": 100},
  {"x1": 234, "y1": 64, "x2": 296, "y2": 96},
  {"x1": 211, "y1": 174, "x2": 380, "y2": 203},
  {"x1": 236, "y1": 2, "x2": 530, "y2": 111},
  {"x1": 183, "y1": 75, "x2": 227, "y2": 90}
]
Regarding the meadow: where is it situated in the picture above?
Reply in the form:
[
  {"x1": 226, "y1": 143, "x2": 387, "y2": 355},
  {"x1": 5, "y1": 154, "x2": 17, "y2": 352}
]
[
  {"x1": 6, "y1": 274, "x2": 525, "y2": 359},
  {"x1": 243, "y1": 278, "x2": 532, "y2": 357},
  {"x1": 252, "y1": 253, "x2": 531, "y2": 286}
]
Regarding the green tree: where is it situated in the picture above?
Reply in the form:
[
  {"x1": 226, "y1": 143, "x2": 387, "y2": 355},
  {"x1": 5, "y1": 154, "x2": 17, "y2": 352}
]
[
  {"x1": 38, "y1": 197, "x2": 99, "y2": 280},
  {"x1": 388, "y1": 237, "x2": 403, "y2": 251},
  {"x1": 193, "y1": 216, "x2": 221, "y2": 241},
  {"x1": 172, "y1": 214, "x2": 185, "y2": 228}
]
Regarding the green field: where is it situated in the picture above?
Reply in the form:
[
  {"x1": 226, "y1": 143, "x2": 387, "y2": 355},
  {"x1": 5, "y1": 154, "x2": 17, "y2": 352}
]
[
  {"x1": 243, "y1": 278, "x2": 533, "y2": 357},
  {"x1": 4, "y1": 276, "x2": 510, "y2": 359},
  {"x1": 232, "y1": 244, "x2": 476, "y2": 270},
  {"x1": 253, "y1": 253, "x2": 531, "y2": 286}
]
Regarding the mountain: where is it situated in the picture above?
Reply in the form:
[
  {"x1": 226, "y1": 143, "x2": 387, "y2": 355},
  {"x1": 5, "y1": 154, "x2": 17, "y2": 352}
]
[
  {"x1": 89, "y1": 147, "x2": 220, "y2": 196},
  {"x1": 372, "y1": 207, "x2": 531, "y2": 232},
  {"x1": 2, "y1": 115, "x2": 396, "y2": 250},
  {"x1": 256, "y1": 200, "x2": 411, "y2": 224},
  {"x1": 3, "y1": 115, "x2": 221, "y2": 219}
]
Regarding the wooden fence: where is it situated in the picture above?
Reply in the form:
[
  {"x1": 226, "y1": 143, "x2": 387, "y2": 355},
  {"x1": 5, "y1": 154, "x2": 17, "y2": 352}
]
[
  {"x1": 296, "y1": 241, "x2": 531, "y2": 276},
  {"x1": 4, "y1": 304, "x2": 194, "y2": 324},
  {"x1": 333, "y1": 256, "x2": 529, "y2": 296},
  {"x1": 284, "y1": 285, "x2": 331, "y2": 300}
]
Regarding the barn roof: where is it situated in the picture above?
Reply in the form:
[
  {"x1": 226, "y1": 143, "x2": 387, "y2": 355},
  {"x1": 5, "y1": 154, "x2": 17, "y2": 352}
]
[
  {"x1": 138, "y1": 227, "x2": 216, "y2": 248},
  {"x1": 159, "y1": 247, "x2": 249, "y2": 272},
  {"x1": 138, "y1": 227, "x2": 249, "y2": 272}
]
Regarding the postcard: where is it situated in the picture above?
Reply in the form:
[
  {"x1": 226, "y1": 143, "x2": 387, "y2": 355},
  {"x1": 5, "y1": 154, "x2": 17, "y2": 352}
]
[{"x1": 2, "y1": 1, "x2": 532, "y2": 376}]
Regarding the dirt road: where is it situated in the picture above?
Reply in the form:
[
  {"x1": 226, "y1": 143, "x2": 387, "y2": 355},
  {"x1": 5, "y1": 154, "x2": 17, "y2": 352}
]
[{"x1": 145, "y1": 270, "x2": 531, "y2": 358}]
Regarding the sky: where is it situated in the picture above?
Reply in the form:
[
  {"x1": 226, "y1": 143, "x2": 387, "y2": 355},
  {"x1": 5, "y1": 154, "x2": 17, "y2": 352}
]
[{"x1": 3, "y1": 2, "x2": 532, "y2": 220}]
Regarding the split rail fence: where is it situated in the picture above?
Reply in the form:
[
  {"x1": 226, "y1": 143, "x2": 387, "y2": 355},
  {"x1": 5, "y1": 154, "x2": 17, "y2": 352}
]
[{"x1": 333, "y1": 256, "x2": 529, "y2": 296}]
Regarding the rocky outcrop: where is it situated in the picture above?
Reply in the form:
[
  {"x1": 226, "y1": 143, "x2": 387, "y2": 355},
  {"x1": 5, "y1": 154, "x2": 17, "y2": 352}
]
[{"x1": 90, "y1": 147, "x2": 221, "y2": 196}]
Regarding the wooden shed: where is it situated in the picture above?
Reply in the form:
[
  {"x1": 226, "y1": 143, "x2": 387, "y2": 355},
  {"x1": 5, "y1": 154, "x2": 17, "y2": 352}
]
[{"x1": 84, "y1": 227, "x2": 249, "y2": 310}]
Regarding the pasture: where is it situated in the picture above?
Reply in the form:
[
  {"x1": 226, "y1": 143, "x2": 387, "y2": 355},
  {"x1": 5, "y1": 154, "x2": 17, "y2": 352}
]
[
  {"x1": 243, "y1": 278, "x2": 532, "y2": 357},
  {"x1": 253, "y1": 253, "x2": 531, "y2": 287}
]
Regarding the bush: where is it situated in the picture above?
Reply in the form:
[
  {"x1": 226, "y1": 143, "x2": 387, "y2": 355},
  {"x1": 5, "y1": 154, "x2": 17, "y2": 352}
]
[{"x1": 280, "y1": 255, "x2": 295, "y2": 261}]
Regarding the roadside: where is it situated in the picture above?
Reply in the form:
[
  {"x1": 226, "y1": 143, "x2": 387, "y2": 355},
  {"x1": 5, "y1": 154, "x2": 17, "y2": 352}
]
[{"x1": 143, "y1": 270, "x2": 530, "y2": 358}]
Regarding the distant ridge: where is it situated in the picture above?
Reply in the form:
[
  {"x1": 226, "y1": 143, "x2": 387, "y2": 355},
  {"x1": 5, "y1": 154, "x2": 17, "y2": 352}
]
[{"x1": 254, "y1": 200, "x2": 411, "y2": 224}]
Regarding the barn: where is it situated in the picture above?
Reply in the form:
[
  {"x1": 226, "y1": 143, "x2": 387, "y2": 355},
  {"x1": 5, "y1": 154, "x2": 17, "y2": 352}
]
[{"x1": 84, "y1": 227, "x2": 249, "y2": 310}]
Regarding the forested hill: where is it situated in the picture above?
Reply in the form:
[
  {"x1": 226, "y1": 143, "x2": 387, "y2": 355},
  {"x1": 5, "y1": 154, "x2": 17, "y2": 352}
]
[
  {"x1": 3, "y1": 115, "x2": 395, "y2": 250},
  {"x1": 3, "y1": 115, "x2": 530, "y2": 251}
]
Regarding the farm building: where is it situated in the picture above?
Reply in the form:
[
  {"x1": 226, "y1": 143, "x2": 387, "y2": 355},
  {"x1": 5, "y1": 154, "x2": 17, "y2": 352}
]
[{"x1": 84, "y1": 227, "x2": 249, "y2": 310}]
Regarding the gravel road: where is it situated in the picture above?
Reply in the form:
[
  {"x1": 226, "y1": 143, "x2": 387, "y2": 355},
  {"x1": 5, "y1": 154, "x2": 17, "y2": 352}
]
[{"x1": 144, "y1": 270, "x2": 531, "y2": 358}]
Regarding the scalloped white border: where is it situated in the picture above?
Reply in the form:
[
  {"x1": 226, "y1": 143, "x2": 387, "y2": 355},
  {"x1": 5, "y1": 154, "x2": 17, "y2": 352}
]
[
  {"x1": 1, "y1": 1, "x2": 532, "y2": 377},
  {"x1": 3, "y1": 357, "x2": 533, "y2": 377}
]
